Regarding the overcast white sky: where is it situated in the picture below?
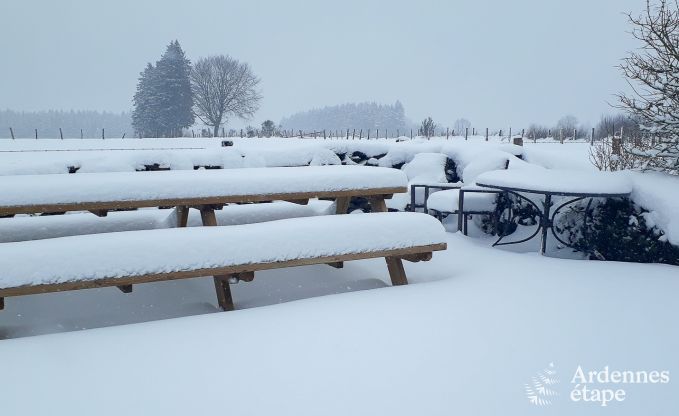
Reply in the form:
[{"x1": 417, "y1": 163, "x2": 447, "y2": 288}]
[{"x1": 0, "y1": 0, "x2": 642, "y2": 129}]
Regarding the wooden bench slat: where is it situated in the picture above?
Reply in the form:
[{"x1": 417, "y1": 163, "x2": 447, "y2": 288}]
[{"x1": 0, "y1": 243, "x2": 446, "y2": 298}]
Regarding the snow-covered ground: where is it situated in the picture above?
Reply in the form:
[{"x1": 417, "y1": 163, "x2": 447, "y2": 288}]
[
  {"x1": 0, "y1": 233, "x2": 676, "y2": 415},
  {"x1": 0, "y1": 137, "x2": 677, "y2": 415}
]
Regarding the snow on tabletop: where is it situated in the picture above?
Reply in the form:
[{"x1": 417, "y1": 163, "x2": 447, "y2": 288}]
[
  {"x1": 0, "y1": 212, "x2": 446, "y2": 289},
  {"x1": 0, "y1": 165, "x2": 407, "y2": 207},
  {"x1": 427, "y1": 188, "x2": 497, "y2": 213},
  {"x1": 475, "y1": 168, "x2": 633, "y2": 195}
]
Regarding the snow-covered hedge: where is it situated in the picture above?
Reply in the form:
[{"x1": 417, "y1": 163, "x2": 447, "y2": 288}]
[{"x1": 558, "y1": 198, "x2": 679, "y2": 265}]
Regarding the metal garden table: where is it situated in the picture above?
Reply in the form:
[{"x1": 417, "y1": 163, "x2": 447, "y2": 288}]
[{"x1": 475, "y1": 169, "x2": 632, "y2": 255}]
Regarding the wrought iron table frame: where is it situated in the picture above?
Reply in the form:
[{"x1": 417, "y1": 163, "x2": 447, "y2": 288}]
[
  {"x1": 474, "y1": 182, "x2": 630, "y2": 255},
  {"x1": 409, "y1": 183, "x2": 462, "y2": 213}
]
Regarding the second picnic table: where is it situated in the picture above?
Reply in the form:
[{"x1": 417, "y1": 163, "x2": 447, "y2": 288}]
[
  {"x1": 475, "y1": 168, "x2": 633, "y2": 254},
  {"x1": 0, "y1": 165, "x2": 408, "y2": 222}
]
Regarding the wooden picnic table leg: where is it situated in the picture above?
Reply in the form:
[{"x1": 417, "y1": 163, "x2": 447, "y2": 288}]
[
  {"x1": 370, "y1": 196, "x2": 388, "y2": 213},
  {"x1": 199, "y1": 206, "x2": 235, "y2": 311},
  {"x1": 176, "y1": 205, "x2": 189, "y2": 228},
  {"x1": 335, "y1": 197, "x2": 350, "y2": 214},
  {"x1": 385, "y1": 256, "x2": 408, "y2": 286},
  {"x1": 213, "y1": 276, "x2": 235, "y2": 311}
]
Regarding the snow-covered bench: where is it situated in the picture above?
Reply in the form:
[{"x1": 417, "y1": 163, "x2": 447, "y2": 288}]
[{"x1": 0, "y1": 213, "x2": 447, "y2": 311}]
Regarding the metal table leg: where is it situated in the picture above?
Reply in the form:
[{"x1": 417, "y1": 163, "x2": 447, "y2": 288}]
[{"x1": 540, "y1": 194, "x2": 552, "y2": 255}]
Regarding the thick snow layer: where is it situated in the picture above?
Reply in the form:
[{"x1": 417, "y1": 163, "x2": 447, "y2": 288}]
[
  {"x1": 239, "y1": 144, "x2": 341, "y2": 168},
  {"x1": 0, "y1": 146, "x2": 346, "y2": 176},
  {"x1": 427, "y1": 188, "x2": 498, "y2": 213},
  {"x1": 0, "y1": 166, "x2": 407, "y2": 208},
  {"x1": 0, "y1": 200, "x2": 334, "y2": 243},
  {"x1": 523, "y1": 142, "x2": 596, "y2": 171},
  {"x1": 0, "y1": 233, "x2": 675, "y2": 415},
  {"x1": 629, "y1": 171, "x2": 679, "y2": 245},
  {"x1": 378, "y1": 142, "x2": 444, "y2": 167},
  {"x1": 476, "y1": 169, "x2": 633, "y2": 195},
  {"x1": 440, "y1": 142, "x2": 521, "y2": 182},
  {"x1": 0, "y1": 138, "x2": 223, "y2": 151},
  {"x1": 383, "y1": 153, "x2": 450, "y2": 211},
  {"x1": 402, "y1": 152, "x2": 449, "y2": 184},
  {"x1": 0, "y1": 148, "x2": 245, "y2": 176},
  {"x1": 0, "y1": 212, "x2": 446, "y2": 289}
]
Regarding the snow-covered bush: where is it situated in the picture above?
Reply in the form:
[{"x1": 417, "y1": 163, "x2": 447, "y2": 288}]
[
  {"x1": 481, "y1": 192, "x2": 540, "y2": 236},
  {"x1": 558, "y1": 198, "x2": 679, "y2": 265}
]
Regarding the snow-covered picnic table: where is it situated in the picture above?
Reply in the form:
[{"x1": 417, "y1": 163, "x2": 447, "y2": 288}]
[
  {"x1": 0, "y1": 165, "x2": 407, "y2": 216},
  {"x1": 0, "y1": 165, "x2": 449, "y2": 312},
  {"x1": 475, "y1": 169, "x2": 633, "y2": 254}
]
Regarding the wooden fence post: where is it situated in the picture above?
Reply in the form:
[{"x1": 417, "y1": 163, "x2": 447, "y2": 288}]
[
  {"x1": 35, "y1": 129, "x2": 38, "y2": 139},
  {"x1": 446, "y1": 127, "x2": 449, "y2": 140},
  {"x1": 410, "y1": 129, "x2": 413, "y2": 139},
  {"x1": 81, "y1": 129, "x2": 84, "y2": 139},
  {"x1": 102, "y1": 128, "x2": 105, "y2": 140},
  {"x1": 376, "y1": 129, "x2": 379, "y2": 140},
  {"x1": 59, "y1": 128, "x2": 64, "y2": 140},
  {"x1": 359, "y1": 129, "x2": 362, "y2": 140},
  {"x1": 367, "y1": 129, "x2": 371, "y2": 140},
  {"x1": 9, "y1": 127, "x2": 15, "y2": 140},
  {"x1": 385, "y1": 129, "x2": 388, "y2": 139},
  {"x1": 485, "y1": 127, "x2": 488, "y2": 141},
  {"x1": 591, "y1": 128, "x2": 595, "y2": 145},
  {"x1": 612, "y1": 137, "x2": 622, "y2": 155},
  {"x1": 465, "y1": 127, "x2": 468, "y2": 140}
]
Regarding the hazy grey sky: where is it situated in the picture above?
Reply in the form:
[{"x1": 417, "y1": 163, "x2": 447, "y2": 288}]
[{"x1": 1, "y1": 0, "x2": 642, "y2": 129}]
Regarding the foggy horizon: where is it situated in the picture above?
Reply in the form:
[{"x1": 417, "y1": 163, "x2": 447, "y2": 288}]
[{"x1": 1, "y1": 0, "x2": 641, "y2": 129}]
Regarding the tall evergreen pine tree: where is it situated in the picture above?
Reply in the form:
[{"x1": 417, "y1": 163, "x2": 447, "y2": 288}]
[{"x1": 132, "y1": 40, "x2": 194, "y2": 137}]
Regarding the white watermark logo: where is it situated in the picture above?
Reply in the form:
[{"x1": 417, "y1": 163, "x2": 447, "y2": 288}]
[
  {"x1": 525, "y1": 363, "x2": 670, "y2": 407},
  {"x1": 525, "y1": 362, "x2": 560, "y2": 406}
]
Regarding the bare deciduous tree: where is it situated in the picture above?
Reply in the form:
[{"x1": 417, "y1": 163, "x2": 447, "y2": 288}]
[
  {"x1": 191, "y1": 55, "x2": 262, "y2": 137},
  {"x1": 618, "y1": 0, "x2": 679, "y2": 174},
  {"x1": 555, "y1": 115, "x2": 579, "y2": 139},
  {"x1": 589, "y1": 137, "x2": 651, "y2": 171},
  {"x1": 453, "y1": 118, "x2": 471, "y2": 135}
]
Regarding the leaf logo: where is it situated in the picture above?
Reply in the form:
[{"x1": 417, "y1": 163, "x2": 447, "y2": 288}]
[{"x1": 525, "y1": 363, "x2": 560, "y2": 406}]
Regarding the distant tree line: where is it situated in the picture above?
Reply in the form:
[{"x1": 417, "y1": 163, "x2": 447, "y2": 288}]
[
  {"x1": 0, "y1": 109, "x2": 131, "y2": 139},
  {"x1": 524, "y1": 114, "x2": 642, "y2": 141},
  {"x1": 280, "y1": 101, "x2": 408, "y2": 133}
]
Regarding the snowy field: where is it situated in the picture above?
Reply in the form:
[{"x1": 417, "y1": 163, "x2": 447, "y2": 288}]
[{"x1": 0, "y1": 136, "x2": 677, "y2": 415}]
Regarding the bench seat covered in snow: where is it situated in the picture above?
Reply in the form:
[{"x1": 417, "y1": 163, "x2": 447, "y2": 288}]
[{"x1": 0, "y1": 212, "x2": 447, "y2": 311}]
